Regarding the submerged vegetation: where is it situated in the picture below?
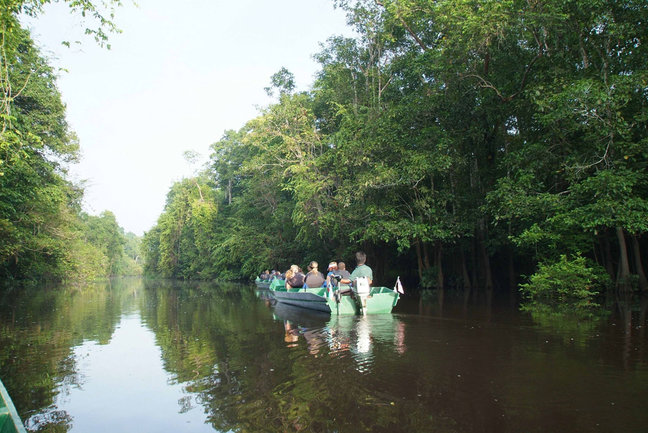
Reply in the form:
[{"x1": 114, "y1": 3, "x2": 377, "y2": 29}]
[
  {"x1": 143, "y1": 0, "x2": 648, "y2": 314},
  {"x1": 519, "y1": 255, "x2": 608, "y2": 318}
]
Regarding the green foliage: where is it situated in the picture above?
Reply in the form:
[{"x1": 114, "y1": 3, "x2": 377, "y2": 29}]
[
  {"x1": 519, "y1": 255, "x2": 609, "y2": 317},
  {"x1": 264, "y1": 67, "x2": 296, "y2": 97},
  {"x1": 0, "y1": 0, "x2": 133, "y2": 284},
  {"x1": 142, "y1": 176, "x2": 218, "y2": 279},
  {"x1": 141, "y1": 0, "x2": 648, "y2": 308}
]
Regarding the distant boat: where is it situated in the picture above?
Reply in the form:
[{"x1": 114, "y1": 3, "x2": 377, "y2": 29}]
[
  {"x1": 270, "y1": 285, "x2": 399, "y2": 315},
  {"x1": 0, "y1": 378, "x2": 27, "y2": 433},
  {"x1": 254, "y1": 277, "x2": 272, "y2": 289}
]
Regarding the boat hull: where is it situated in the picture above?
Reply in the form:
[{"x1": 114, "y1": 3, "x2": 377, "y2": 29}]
[
  {"x1": 364, "y1": 287, "x2": 400, "y2": 314},
  {"x1": 0, "y1": 378, "x2": 27, "y2": 433},
  {"x1": 271, "y1": 286, "x2": 399, "y2": 315},
  {"x1": 271, "y1": 288, "x2": 331, "y2": 313}
]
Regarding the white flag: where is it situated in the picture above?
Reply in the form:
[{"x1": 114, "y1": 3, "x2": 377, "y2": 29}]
[{"x1": 394, "y1": 276, "x2": 404, "y2": 294}]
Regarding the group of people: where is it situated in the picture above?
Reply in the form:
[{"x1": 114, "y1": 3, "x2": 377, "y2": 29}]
[
  {"x1": 261, "y1": 251, "x2": 373, "y2": 291},
  {"x1": 258, "y1": 269, "x2": 283, "y2": 281}
]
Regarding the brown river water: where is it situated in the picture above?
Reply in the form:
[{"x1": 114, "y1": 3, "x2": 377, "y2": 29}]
[{"x1": 0, "y1": 278, "x2": 647, "y2": 432}]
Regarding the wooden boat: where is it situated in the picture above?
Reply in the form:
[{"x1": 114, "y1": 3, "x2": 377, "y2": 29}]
[
  {"x1": 0, "y1": 378, "x2": 27, "y2": 433},
  {"x1": 270, "y1": 285, "x2": 399, "y2": 315}
]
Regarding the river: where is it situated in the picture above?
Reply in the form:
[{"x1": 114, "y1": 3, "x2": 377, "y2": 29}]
[{"x1": 0, "y1": 278, "x2": 647, "y2": 432}]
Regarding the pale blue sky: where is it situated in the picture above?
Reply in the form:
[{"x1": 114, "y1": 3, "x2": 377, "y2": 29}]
[{"x1": 24, "y1": 0, "x2": 353, "y2": 235}]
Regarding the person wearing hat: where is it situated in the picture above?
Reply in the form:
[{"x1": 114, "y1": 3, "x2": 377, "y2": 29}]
[
  {"x1": 325, "y1": 261, "x2": 350, "y2": 286},
  {"x1": 303, "y1": 261, "x2": 325, "y2": 288},
  {"x1": 325, "y1": 261, "x2": 339, "y2": 288}
]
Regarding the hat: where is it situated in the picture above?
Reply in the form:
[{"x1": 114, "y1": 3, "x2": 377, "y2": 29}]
[{"x1": 328, "y1": 262, "x2": 338, "y2": 270}]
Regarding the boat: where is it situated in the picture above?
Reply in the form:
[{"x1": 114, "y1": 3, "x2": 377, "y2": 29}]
[
  {"x1": 0, "y1": 378, "x2": 27, "y2": 433},
  {"x1": 271, "y1": 286, "x2": 332, "y2": 313},
  {"x1": 254, "y1": 277, "x2": 271, "y2": 289},
  {"x1": 268, "y1": 278, "x2": 286, "y2": 291},
  {"x1": 270, "y1": 284, "x2": 399, "y2": 315}
]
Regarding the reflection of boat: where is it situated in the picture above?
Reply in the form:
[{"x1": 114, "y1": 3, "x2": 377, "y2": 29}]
[
  {"x1": 0, "y1": 378, "x2": 28, "y2": 433},
  {"x1": 327, "y1": 314, "x2": 407, "y2": 361},
  {"x1": 255, "y1": 288, "x2": 274, "y2": 305},
  {"x1": 270, "y1": 286, "x2": 400, "y2": 315}
]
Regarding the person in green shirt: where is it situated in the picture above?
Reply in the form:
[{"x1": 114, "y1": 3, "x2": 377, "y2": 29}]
[{"x1": 347, "y1": 251, "x2": 373, "y2": 286}]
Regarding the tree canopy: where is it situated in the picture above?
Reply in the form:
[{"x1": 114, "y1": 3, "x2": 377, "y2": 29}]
[
  {"x1": 144, "y1": 0, "x2": 648, "y2": 301},
  {"x1": 0, "y1": 0, "x2": 139, "y2": 284}
]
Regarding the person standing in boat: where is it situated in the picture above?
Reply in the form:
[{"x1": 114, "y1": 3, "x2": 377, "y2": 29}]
[{"x1": 303, "y1": 261, "x2": 325, "y2": 288}]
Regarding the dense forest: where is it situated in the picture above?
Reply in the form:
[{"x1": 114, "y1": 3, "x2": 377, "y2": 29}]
[
  {"x1": 0, "y1": 0, "x2": 140, "y2": 284},
  {"x1": 142, "y1": 0, "x2": 648, "y2": 308},
  {"x1": 1, "y1": 0, "x2": 647, "y2": 311}
]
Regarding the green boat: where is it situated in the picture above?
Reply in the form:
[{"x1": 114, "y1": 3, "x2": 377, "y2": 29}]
[
  {"x1": 270, "y1": 285, "x2": 399, "y2": 315},
  {"x1": 268, "y1": 278, "x2": 286, "y2": 291},
  {"x1": 0, "y1": 379, "x2": 27, "y2": 433},
  {"x1": 254, "y1": 277, "x2": 272, "y2": 289}
]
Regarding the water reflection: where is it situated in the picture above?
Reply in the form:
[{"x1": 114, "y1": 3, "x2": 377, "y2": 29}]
[
  {"x1": 325, "y1": 315, "x2": 407, "y2": 368},
  {"x1": 28, "y1": 314, "x2": 210, "y2": 433},
  {"x1": 1, "y1": 280, "x2": 647, "y2": 433},
  {"x1": 271, "y1": 302, "x2": 408, "y2": 366}
]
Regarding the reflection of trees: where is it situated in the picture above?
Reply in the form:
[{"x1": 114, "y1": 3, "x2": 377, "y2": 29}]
[
  {"x1": 143, "y1": 285, "x2": 487, "y2": 432},
  {"x1": 0, "y1": 280, "x2": 132, "y2": 431},
  {"x1": 4, "y1": 280, "x2": 645, "y2": 432},
  {"x1": 147, "y1": 283, "x2": 646, "y2": 433}
]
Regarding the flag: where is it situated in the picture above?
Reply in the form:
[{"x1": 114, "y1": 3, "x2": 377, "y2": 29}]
[{"x1": 394, "y1": 276, "x2": 404, "y2": 294}]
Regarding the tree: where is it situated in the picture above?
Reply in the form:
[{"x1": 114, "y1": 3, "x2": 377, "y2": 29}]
[{"x1": 0, "y1": 0, "x2": 129, "y2": 283}]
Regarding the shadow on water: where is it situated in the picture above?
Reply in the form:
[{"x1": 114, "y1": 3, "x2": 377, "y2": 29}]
[{"x1": 0, "y1": 279, "x2": 647, "y2": 432}]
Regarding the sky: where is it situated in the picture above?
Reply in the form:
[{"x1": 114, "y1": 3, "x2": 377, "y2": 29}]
[{"x1": 23, "y1": 0, "x2": 353, "y2": 235}]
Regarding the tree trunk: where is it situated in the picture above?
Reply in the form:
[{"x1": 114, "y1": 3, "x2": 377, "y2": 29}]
[
  {"x1": 415, "y1": 238, "x2": 424, "y2": 283},
  {"x1": 478, "y1": 226, "x2": 494, "y2": 291},
  {"x1": 616, "y1": 226, "x2": 631, "y2": 288},
  {"x1": 632, "y1": 235, "x2": 648, "y2": 292},
  {"x1": 509, "y1": 249, "x2": 517, "y2": 306},
  {"x1": 423, "y1": 241, "x2": 431, "y2": 270},
  {"x1": 460, "y1": 248, "x2": 471, "y2": 291},
  {"x1": 435, "y1": 242, "x2": 444, "y2": 290},
  {"x1": 471, "y1": 237, "x2": 479, "y2": 292},
  {"x1": 602, "y1": 232, "x2": 615, "y2": 278}
]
